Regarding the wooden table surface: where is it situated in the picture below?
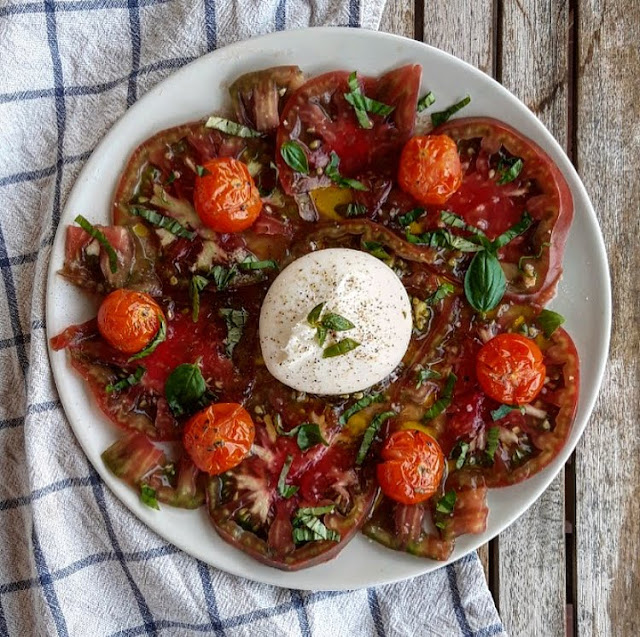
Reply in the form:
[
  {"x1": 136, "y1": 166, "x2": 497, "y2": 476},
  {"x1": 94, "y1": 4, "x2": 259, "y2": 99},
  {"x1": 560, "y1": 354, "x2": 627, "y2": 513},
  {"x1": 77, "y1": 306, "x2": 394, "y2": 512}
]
[{"x1": 379, "y1": 1, "x2": 638, "y2": 635}]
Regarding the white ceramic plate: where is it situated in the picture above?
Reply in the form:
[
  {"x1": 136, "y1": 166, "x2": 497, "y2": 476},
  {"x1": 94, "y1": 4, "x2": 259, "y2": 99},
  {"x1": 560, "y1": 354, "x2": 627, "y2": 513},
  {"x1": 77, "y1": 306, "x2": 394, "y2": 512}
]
[{"x1": 46, "y1": 27, "x2": 611, "y2": 591}]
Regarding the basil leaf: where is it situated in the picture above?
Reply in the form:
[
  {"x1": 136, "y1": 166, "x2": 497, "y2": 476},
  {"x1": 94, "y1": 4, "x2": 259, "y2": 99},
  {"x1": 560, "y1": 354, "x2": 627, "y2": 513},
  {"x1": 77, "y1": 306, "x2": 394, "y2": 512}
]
[
  {"x1": 106, "y1": 366, "x2": 145, "y2": 394},
  {"x1": 338, "y1": 202, "x2": 367, "y2": 218},
  {"x1": 140, "y1": 484, "x2": 159, "y2": 510},
  {"x1": 491, "y1": 404, "x2": 525, "y2": 421},
  {"x1": 189, "y1": 274, "x2": 209, "y2": 322},
  {"x1": 210, "y1": 264, "x2": 236, "y2": 290},
  {"x1": 537, "y1": 309, "x2": 565, "y2": 338},
  {"x1": 279, "y1": 422, "x2": 329, "y2": 451},
  {"x1": 219, "y1": 308, "x2": 248, "y2": 358},
  {"x1": 451, "y1": 441, "x2": 470, "y2": 470},
  {"x1": 406, "y1": 229, "x2": 483, "y2": 253},
  {"x1": 325, "y1": 152, "x2": 368, "y2": 191},
  {"x1": 165, "y1": 171, "x2": 178, "y2": 185},
  {"x1": 428, "y1": 282, "x2": 455, "y2": 304},
  {"x1": 165, "y1": 363, "x2": 207, "y2": 416},
  {"x1": 436, "y1": 490, "x2": 457, "y2": 514},
  {"x1": 292, "y1": 505, "x2": 340, "y2": 543},
  {"x1": 322, "y1": 338, "x2": 360, "y2": 358},
  {"x1": 497, "y1": 158, "x2": 523, "y2": 185},
  {"x1": 440, "y1": 210, "x2": 486, "y2": 237},
  {"x1": 416, "y1": 368, "x2": 441, "y2": 389},
  {"x1": 295, "y1": 513, "x2": 340, "y2": 542},
  {"x1": 294, "y1": 505, "x2": 335, "y2": 520},
  {"x1": 195, "y1": 165, "x2": 210, "y2": 177},
  {"x1": 486, "y1": 426, "x2": 501, "y2": 461},
  {"x1": 316, "y1": 325, "x2": 328, "y2": 345},
  {"x1": 344, "y1": 71, "x2": 395, "y2": 130},
  {"x1": 398, "y1": 207, "x2": 425, "y2": 227},
  {"x1": 307, "y1": 302, "x2": 325, "y2": 326},
  {"x1": 464, "y1": 250, "x2": 506, "y2": 313},
  {"x1": 423, "y1": 373, "x2": 457, "y2": 420},
  {"x1": 292, "y1": 528, "x2": 317, "y2": 544},
  {"x1": 339, "y1": 393, "x2": 384, "y2": 425},
  {"x1": 491, "y1": 211, "x2": 533, "y2": 250},
  {"x1": 205, "y1": 115, "x2": 261, "y2": 138},
  {"x1": 431, "y1": 96, "x2": 471, "y2": 127},
  {"x1": 280, "y1": 140, "x2": 309, "y2": 174},
  {"x1": 362, "y1": 241, "x2": 391, "y2": 260},
  {"x1": 128, "y1": 315, "x2": 166, "y2": 361},
  {"x1": 356, "y1": 411, "x2": 396, "y2": 465},
  {"x1": 238, "y1": 256, "x2": 279, "y2": 271},
  {"x1": 130, "y1": 206, "x2": 196, "y2": 240},
  {"x1": 417, "y1": 91, "x2": 436, "y2": 112},
  {"x1": 518, "y1": 242, "x2": 550, "y2": 271},
  {"x1": 74, "y1": 214, "x2": 118, "y2": 273},
  {"x1": 277, "y1": 454, "x2": 299, "y2": 499},
  {"x1": 321, "y1": 313, "x2": 355, "y2": 331}
]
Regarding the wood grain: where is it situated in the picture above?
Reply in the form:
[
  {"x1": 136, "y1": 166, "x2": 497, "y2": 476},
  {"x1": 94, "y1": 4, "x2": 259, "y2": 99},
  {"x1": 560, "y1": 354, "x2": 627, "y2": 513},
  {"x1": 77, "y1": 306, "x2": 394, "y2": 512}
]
[
  {"x1": 497, "y1": 2, "x2": 570, "y2": 635},
  {"x1": 575, "y1": 1, "x2": 640, "y2": 635},
  {"x1": 379, "y1": 0, "x2": 415, "y2": 38}
]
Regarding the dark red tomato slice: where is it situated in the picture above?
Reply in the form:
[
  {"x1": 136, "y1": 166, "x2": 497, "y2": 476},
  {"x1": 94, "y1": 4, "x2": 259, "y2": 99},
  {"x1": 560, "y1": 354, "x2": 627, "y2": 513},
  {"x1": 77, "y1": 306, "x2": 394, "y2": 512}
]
[
  {"x1": 432, "y1": 117, "x2": 573, "y2": 306},
  {"x1": 205, "y1": 373, "x2": 377, "y2": 571},
  {"x1": 276, "y1": 65, "x2": 421, "y2": 195}
]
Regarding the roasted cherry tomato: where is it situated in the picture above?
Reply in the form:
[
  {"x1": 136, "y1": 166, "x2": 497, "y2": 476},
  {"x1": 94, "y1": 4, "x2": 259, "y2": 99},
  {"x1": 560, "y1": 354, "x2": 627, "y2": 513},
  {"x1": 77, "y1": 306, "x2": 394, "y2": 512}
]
[
  {"x1": 194, "y1": 157, "x2": 262, "y2": 232},
  {"x1": 397, "y1": 134, "x2": 462, "y2": 205},
  {"x1": 183, "y1": 403, "x2": 255, "y2": 475},
  {"x1": 97, "y1": 289, "x2": 164, "y2": 355},
  {"x1": 476, "y1": 333, "x2": 546, "y2": 405},
  {"x1": 376, "y1": 429, "x2": 445, "y2": 505}
]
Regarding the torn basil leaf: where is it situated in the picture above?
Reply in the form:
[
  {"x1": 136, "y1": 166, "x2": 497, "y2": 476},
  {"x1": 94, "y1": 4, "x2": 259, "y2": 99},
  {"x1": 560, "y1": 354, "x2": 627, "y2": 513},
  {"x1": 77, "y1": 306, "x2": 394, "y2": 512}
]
[
  {"x1": 325, "y1": 152, "x2": 368, "y2": 191},
  {"x1": 537, "y1": 309, "x2": 565, "y2": 338},
  {"x1": 277, "y1": 454, "x2": 299, "y2": 499},
  {"x1": 205, "y1": 115, "x2": 261, "y2": 138},
  {"x1": 130, "y1": 206, "x2": 196, "y2": 240},
  {"x1": 431, "y1": 96, "x2": 471, "y2": 127},
  {"x1": 74, "y1": 215, "x2": 118, "y2": 273},
  {"x1": 219, "y1": 308, "x2": 248, "y2": 358},
  {"x1": 428, "y1": 282, "x2": 455, "y2": 304},
  {"x1": 280, "y1": 140, "x2": 309, "y2": 174},
  {"x1": 105, "y1": 366, "x2": 145, "y2": 394},
  {"x1": 398, "y1": 207, "x2": 425, "y2": 227},
  {"x1": 165, "y1": 363, "x2": 208, "y2": 416},
  {"x1": 210, "y1": 264, "x2": 237, "y2": 290},
  {"x1": 322, "y1": 338, "x2": 360, "y2": 359},
  {"x1": 356, "y1": 411, "x2": 396, "y2": 465},
  {"x1": 279, "y1": 422, "x2": 329, "y2": 451},
  {"x1": 321, "y1": 313, "x2": 355, "y2": 331},
  {"x1": 423, "y1": 373, "x2": 457, "y2": 420},
  {"x1": 451, "y1": 441, "x2": 470, "y2": 470}
]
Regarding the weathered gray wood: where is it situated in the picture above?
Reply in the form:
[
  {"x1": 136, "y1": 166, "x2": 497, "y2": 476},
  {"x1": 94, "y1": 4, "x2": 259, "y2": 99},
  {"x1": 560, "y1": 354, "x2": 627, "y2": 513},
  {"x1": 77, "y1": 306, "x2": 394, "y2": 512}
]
[
  {"x1": 422, "y1": 0, "x2": 494, "y2": 73},
  {"x1": 379, "y1": 0, "x2": 415, "y2": 38},
  {"x1": 497, "y1": 2, "x2": 570, "y2": 635},
  {"x1": 575, "y1": 1, "x2": 640, "y2": 635}
]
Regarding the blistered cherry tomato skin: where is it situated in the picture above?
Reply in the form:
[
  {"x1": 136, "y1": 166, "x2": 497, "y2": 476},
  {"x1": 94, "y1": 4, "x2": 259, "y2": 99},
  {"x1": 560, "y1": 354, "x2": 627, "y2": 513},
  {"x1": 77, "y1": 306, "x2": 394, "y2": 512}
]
[
  {"x1": 97, "y1": 289, "x2": 164, "y2": 354},
  {"x1": 194, "y1": 157, "x2": 262, "y2": 233},
  {"x1": 476, "y1": 333, "x2": 546, "y2": 405},
  {"x1": 397, "y1": 135, "x2": 463, "y2": 206},
  {"x1": 376, "y1": 429, "x2": 445, "y2": 505},
  {"x1": 183, "y1": 403, "x2": 255, "y2": 475}
]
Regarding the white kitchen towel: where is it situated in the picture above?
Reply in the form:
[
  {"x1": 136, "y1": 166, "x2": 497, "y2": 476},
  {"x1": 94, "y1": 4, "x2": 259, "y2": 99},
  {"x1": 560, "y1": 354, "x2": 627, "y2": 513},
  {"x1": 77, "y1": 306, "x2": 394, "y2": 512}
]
[{"x1": 0, "y1": 1, "x2": 506, "y2": 635}]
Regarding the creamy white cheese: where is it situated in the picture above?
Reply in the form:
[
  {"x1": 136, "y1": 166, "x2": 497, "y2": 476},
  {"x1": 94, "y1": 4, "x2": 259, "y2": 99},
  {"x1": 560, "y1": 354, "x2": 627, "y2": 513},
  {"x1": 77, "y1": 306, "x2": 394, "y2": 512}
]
[{"x1": 259, "y1": 248, "x2": 412, "y2": 395}]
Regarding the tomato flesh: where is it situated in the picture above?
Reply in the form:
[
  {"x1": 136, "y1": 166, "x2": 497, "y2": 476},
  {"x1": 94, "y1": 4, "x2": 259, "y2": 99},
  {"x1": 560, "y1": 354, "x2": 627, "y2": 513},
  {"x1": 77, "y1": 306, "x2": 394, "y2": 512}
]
[{"x1": 476, "y1": 333, "x2": 546, "y2": 405}]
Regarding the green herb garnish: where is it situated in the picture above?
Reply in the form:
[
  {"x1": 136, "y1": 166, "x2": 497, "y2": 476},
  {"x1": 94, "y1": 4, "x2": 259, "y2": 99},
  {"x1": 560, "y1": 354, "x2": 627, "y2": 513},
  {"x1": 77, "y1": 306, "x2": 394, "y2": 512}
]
[
  {"x1": 436, "y1": 490, "x2": 457, "y2": 514},
  {"x1": 491, "y1": 211, "x2": 533, "y2": 249},
  {"x1": 362, "y1": 241, "x2": 391, "y2": 260},
  {"x1": 280, "y1": 140, "x2": 309, "y2": 174},
  {"x1": 130, "y1": 206, "x2": 196, "y2": 240},
  {"x1": 322, "y1": 338, "x2": 360, "y2": 358},
  {"x1": 451, "y1": 441, "x2": 470, "y2": 470},
  {"x1": 416, "y1": 368, "x2": 441, "y2": 389},
  {"x1": 464, "y1": 250, "x2": 507, "y2": 313},
  {"x1": 219, "y1": 308, "x2": 248, "y2": 358},
  {"x1": 431, "y1": 96, "x2": 471, "y2": 127},
  {"x1": 205, "y1": 115, "x2": 261, "y2": 138},
  {"x1": 189, "y1": 274, "x2": 209, "y2": 323},
  {"x1": 428, "y1": 282, "x2": 455, "y2": 304},
  {"x1": 195, "y1": 165, "x2": 210, "y2": 177},
  {"x1": 75, "y1": 214, "x2": 118, "y2": 274},
  {"x1": 343, "y1": 71, "x2": 395, "y2": 129},
  {"x1": 325, "y1": 152, "x2": 368, "y2": 191},
  {"x1": 417, "y1": 91, "x2": 436, "y2": 112},
  {"x1": 537, "y1": 309, "x2": 565, "y2": 338},
  {"x1": 341, "y1": 202, "x2": 367, "y2": 217},
  {"x1": 339, "y1": 393, "x2": 384, "y2": 425},
  {"x1": 140, "y1": 484, "x2": 159, "y2": 510},
  {"x1": 210, "y1": 264, "x2": 237, "y2": 291},
  {"x1": 491, "y1": 404, "x2": 525, "y2": 421},
  {"x1": 165, "y1": 363, "x2": 208, "y2": 416},
  {"x1": 307, "y1": 303, "x2": 355, "y2": 346},
  {"x1": 238, "y1": 256, "x2": 279, "y2": 271},
  {"x1": 497, "y1": 158, "x2": 523, "y2": 185},
  {"x1": 105, "y1": 366, "x2": 145, "y2": 394},
  {"x1": 356, "y1": 411, "x2": 396, "y2": 465},
  {"x1": 398, "y1": 207, "x2": 425, "y2": 227},
  {"x1": 486, "y1": 426, "x2": 501, "y2": 461},
  {"x1": 277, "y1": 454, "x2": 299, "y2": 499},
  {"x1": 292, "y1": 505, "x2": 340, "y2": 543},
  {"x1": 423, "y1": 373, "x2": 457, "y2": 420},
  {"x1": 279, "y1": 422, "x2": 329, "y2": 451},
  {"x1": 518, "y1": 242, "x2": 550, "y2": 271},
  {"x1": 128, "y1": 315, "x2": 166, "y2": 361},
  {"x1": 405, "y1": 229, "x2": 483, "y2": 253}
]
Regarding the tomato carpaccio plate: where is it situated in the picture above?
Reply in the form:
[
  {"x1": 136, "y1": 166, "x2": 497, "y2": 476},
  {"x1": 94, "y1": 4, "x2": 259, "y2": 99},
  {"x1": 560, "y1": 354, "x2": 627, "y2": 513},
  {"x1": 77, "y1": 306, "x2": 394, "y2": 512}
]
[{"x1": 51, "y1": 64, "x2": 579, "y2": 571}]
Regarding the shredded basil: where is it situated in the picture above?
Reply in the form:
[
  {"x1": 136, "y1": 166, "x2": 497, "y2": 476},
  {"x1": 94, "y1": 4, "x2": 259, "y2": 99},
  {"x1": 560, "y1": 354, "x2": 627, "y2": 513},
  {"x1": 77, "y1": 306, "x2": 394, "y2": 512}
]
[
  {"x1": 322, "y1": 338, "x2": 360, "y2": 359},
  {"x1": 189, "y1": 275, "x2": 209, "y2": 322},
  {"x1": 339, "y1": 202, "x2": 367, "y2": 217},
  {"x1": 210, "y1": 264, "x2": 236, "y2": 291},
  {"x1": 339, "y1": 393, "x2": 384, "y2": 425},
  {"x1": 423, "y1": 373, "x2": 457, "y2": 420},
  {"x1": 105, "y1": 366, "x2": 145, "y2": 394},
  {"x1": 165, "y1": 363, "x2": 208, "y2": 416},
  {"x1": 292, "y1": 505, "x2": 340, "y2": 543},
  {"x1": 205, "y1": 115, "x2": 261, "y2": 138},
  {"x1": 280, "y1": 140, "x2": 309, "y2": 174},
  {"x1": 279, "y1": 422, "x2": 329, "y2": 451},
  {"x1": 431, "y1": 96, "x2": 471, "y2": 127},
  {"x1": 491, "y1": 211, "x2": 533, "y2": 250},
  {"x1": 497, "y1": 157, "x2": 524, "y2": 185},
  {"x1": 451, "y1": 441, "x2": 470, "y2": 470},
  {"x1": 428, "y1": 282, "x2": 455, "y2": 305},
  {"x1": 277, "y1": 454, "x2": 299, "y2": 498},
  {"x1": 436, "y1": 490, "x2": 457, "y2": 514},
  {"x1": 398, "y1": 207, "x2": 425, "y2": 227},
  {"x1": 238, "y1": 256, "x2": 278, "y2": 271},
  {"x1": 343, "y1": 71, "x2": 395, "y2": 129},
  {"x1": 128, "y1": 315, "x2": 167, "y2": 361},
  {"x1": 325, "y1": 152, "x2": 368, "y2": 191},
  {"x1": 485, "y1": 426, "x2": 501, "y2": 461},
  {"x1": 416, "y1": 368, "x2": 441, "y2": 389},
  {"x1": 130, "y1": 206, "x2": 196, "y2": 240},
  {"x1": 219, "y1": 308, "x2": 248, "y2": 358},
  {"x1": 405, "y1": 229, "x2": 483, "y2": 253},
  {"x1": 537, "y1": 309, "x2": 565, "y2": 337},
  {"x1": 195, "y1": 165, "x2": 210, "y2": 177},
  {"x1": 362, "y1": 241, "x2": 391, "y2": 260},
  {"x1": 440, "y1": 211, "x2": 487, "y2": 238},
  {"x1": 140, "y1": 484, "x2": 159, "y2": 510},
  {"x1": 518, "y1": 242, "x2": 550, "y2": 271},
  {"x1": 74, "y1": 214, "x2": 118, "y2": 273},
  {"x1": 463, "y1": 250, "x2": 507, "y2": 313},
  {"x1": 491, "y1": 404, "x2": 525, "y2": 421},
  {"x1": 417, "y1": 91, "x2": 436, "y2": 112},
  {"x1": 356, "y1": 411, "x2": 396, "y2": 465}
]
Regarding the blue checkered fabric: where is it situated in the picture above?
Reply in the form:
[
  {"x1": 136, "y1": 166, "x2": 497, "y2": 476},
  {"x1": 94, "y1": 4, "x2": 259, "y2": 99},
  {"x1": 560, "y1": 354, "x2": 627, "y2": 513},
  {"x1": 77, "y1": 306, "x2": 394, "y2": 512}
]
[{"x1": 0, "y1": 1, "x2": 507, "y2": 635}]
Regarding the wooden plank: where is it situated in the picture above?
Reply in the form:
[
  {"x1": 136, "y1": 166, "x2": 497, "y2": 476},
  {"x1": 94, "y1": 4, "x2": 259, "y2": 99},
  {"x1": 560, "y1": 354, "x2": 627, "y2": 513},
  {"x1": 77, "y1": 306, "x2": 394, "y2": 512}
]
[
  {"x1": 422, "y1": 0, "x2": 494, "y2": 73},
  {"x1": 477, "y1": 544, "x2": 490, "y2": 582},
  {"x1": 496, "y1": 2, "x2": 570, "y2": 636},
  {"x1": 379, "y1": 0, "x2": 415, "y2": 38},
  {"x1": 575, "y1": 1, "x2": 640, "y2": 635}
]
